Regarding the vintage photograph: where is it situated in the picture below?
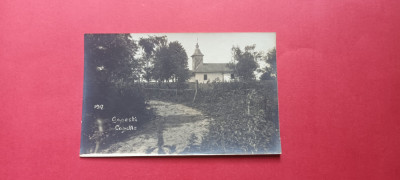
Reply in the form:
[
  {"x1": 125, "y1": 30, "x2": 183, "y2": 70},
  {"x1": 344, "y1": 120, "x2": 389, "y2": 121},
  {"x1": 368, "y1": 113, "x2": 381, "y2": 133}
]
[{"x1": 80, "y1": 33, "x2": 280, "y2": 156}]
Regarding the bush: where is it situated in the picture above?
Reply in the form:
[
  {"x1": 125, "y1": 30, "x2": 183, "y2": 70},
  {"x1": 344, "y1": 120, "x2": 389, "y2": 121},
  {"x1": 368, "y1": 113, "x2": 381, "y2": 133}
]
[{"x1": 193, "y1": 81, "x2": 279, "y2": 153}]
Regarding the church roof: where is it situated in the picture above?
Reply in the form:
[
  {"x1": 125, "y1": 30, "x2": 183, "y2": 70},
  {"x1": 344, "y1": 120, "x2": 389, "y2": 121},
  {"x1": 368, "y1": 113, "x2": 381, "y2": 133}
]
[
  {"x1": 194, "y1": 63, "x2": 233, "y2": 73},
  {"x1": 191, "y1": 43, "x2": 204, "y2": 57}
]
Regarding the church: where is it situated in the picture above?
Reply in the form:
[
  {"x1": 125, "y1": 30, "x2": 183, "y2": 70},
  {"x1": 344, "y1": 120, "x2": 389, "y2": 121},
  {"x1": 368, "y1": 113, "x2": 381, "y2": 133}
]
[{"x1": 189, "y1": 43, "x2": 234, "y2": 83}]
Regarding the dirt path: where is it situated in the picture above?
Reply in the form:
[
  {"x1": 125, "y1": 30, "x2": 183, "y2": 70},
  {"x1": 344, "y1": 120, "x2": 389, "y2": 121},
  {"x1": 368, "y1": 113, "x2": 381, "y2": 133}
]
[{"x1": 101, "y1": 100, "x2": 210, "y2": 155}]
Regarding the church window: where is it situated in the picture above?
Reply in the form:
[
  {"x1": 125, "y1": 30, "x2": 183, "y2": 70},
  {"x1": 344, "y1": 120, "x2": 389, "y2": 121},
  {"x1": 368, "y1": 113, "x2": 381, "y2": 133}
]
[{"x1": 204, "y1": 74, "x2": 207, "y2": 80}]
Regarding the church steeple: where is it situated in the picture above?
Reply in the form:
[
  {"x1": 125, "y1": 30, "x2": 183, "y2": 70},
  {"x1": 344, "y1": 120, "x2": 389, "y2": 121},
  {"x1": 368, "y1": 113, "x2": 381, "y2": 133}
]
[
  {"x1": 191, "y1": 42, "x2": 204, "y2": 70},
  {"x1": 192, "y1": 43, "x2": 204, "y2": 56}
]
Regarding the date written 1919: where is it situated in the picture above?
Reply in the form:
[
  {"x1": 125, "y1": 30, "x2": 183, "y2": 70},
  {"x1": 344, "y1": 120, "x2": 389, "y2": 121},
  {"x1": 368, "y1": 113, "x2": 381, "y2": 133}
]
[{"x1": 94, "y1": 104, "x2": 104, "y2": 110}]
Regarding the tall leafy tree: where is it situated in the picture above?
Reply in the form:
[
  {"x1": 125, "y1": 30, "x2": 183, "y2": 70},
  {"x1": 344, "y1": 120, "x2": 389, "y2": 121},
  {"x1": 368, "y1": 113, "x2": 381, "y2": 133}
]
[
  {"x1": 152, "y1": 41, "x2": 190, "y2": 86},
  {"x1": 168, "y1": 41, "x2": 190, "y2": 88},
  {"x1": 138, "y1": 36, "x2": 167, "y2": 82},
  {"x1": 153, "y1": 45, "x2": 173, "y2": 82},
  {"x1": 230, "y1": 45, "x2": 261, "y2": 81}
]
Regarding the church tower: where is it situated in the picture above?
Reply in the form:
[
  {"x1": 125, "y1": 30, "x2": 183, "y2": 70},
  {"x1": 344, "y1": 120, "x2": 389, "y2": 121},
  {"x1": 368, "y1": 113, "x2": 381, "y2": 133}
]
[{"x1": 191, "y1": 43, "x2": 204, "y2": 70}]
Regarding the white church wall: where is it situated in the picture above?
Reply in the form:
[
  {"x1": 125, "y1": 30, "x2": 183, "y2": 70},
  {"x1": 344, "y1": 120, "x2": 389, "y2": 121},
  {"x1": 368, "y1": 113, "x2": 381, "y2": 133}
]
[{"x1": 193, "y1": 72, "x2": 233, "y2": 83}]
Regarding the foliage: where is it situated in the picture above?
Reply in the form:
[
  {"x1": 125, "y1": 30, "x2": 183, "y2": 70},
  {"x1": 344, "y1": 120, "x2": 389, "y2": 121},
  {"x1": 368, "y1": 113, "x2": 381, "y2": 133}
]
[
  {"x1": 138, "y1": 36, "x2": 168, "y2": 58},
  {"x1": 84, "y1": 34, "x2": 141, "y2": 87},
  {"x1": 138, "y1": 36, "x2": 189, "y2": 86},
  {"x1": 230, "y1": 45, "x2": 261, "y2": 81},
  {"x1": 82, "y1": 34, "x2": 151, "y2": 153},
  {"x1": 152, "y1": 41, "x2": 190, "y2": 87},
  {"x1": 153, "y1": 46, "x2": 174, "y2": 81},
  {"x1": 197, "y1": 81, "x2": 279, "y2": 153},
  {"x1": 138, "y1": 36, "x2": 168, "y2": 82},
  {"x1": 264, "y1": 47, "x2": 277, "y2": 78},
  {"x1": 144, "y1": 81, "x2": 280, "y2": 154},
  {"x1": 260, "y1": 72, "x2": 273, "y2": 80},
  {"x1": 168, "y1": 41, "x2": 190, "y2": 88}
]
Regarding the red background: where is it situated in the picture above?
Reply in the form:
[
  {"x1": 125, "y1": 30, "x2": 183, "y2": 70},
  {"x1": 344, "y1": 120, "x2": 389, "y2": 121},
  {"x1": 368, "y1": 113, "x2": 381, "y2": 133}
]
[{"x1": 1, "y1": 0, "x2": 400, "y2": 179}]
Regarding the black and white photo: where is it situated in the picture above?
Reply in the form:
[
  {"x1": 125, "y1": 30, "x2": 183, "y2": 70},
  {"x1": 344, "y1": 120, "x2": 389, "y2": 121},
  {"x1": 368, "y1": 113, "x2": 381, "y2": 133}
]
[{"x1": 80, "y1": 33, "x2": 280, "y2": 156}]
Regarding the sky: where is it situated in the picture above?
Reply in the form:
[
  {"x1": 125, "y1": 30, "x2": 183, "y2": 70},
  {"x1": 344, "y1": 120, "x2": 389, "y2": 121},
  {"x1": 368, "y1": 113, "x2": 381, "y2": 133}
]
[{"x1": 130, "y1": 33, "x2": 276, "y2": 70}]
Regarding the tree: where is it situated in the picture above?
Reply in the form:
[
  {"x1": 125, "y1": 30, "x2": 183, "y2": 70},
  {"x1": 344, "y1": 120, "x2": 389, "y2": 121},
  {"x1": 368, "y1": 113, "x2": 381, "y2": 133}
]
[
  {"x1": 262, "y1": 47, "x2": 277, "y2": 79},
  {"x1": 138, "y1": 36, "x2": 167, "y2": 82},
  {"x1": 230, "y1": 45, "x2": 261, "y2": 81},
  {"x1": 168, "y1": 41, "x2": 190, "y2": 88},
  {"x1": 152, "y1": 41, "x2": 190, "y2": 87},
  {"x1": 84, "y1": 34, "x2": 140, "y2": 87},
  {"x1": 153, "y1": 45, "x2": 173, "y2": 82}
]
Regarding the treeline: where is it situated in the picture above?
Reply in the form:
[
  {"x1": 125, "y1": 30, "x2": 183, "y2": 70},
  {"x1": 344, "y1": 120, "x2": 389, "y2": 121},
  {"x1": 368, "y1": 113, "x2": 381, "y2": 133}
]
[
  {"x1": 139, "y1": 36, "x2": 190, "y2": 88},
  {"x1": 83, "y1": 34, "x2": 277, "y2": 88},
  {"x1": 84, "y1": 34, "x2": 190, "y2": 88}
]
